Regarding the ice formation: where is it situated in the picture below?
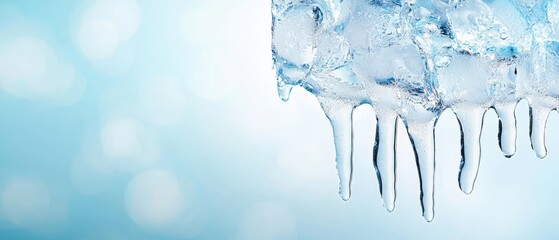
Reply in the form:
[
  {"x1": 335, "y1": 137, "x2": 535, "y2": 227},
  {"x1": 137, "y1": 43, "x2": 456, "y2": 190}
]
[{"x1": 271, "y1": 0, "x2": 559, "y2": 221}]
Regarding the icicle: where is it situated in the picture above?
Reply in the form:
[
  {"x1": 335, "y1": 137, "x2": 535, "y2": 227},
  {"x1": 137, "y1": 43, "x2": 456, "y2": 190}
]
[
  {"x1": 271, "y1": 0, "x2": 559, "y2": 222},
  {"x1": 373, "y1": 108, "x2": 398, "y2": 212},
  {"x1": 454, "y1": 106, "x2": 486, "y2": 195},
  {"x1": 529, "y1": 104, "x2": 551, "y2": 159},
  {"x1": 494, "y1": 102, "x2": 518, "y2": 158},
  {"x1": 319, "y1": 97, "x2": 356, "y2": 201},
  {"x1": 406, "y1": 119, "x2": 436, "y2": 222},
  {"x1": 277, "y1": 79, "x2": 294, "y2": 102}
]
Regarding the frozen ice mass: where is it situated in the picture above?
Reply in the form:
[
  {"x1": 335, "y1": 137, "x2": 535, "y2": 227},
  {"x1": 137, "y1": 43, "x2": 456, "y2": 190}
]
[{"x1": 271, "y1": 0, "x2": 559, "y2": 222}]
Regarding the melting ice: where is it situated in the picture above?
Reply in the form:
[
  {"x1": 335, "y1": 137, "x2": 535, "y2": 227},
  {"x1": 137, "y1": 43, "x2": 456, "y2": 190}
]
[{"x1": 272, "y1": 0, "x2": 559, "y2": 222}]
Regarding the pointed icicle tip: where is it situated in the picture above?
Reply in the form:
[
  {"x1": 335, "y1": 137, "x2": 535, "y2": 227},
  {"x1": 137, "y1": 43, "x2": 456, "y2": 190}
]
[
  {"x1": 423, "y1": 212, "x2": 434, "y2": 223},
  {"x1": 340, "y1": 190, "x2": 351, "y2": 201},
  {"x1": 385, "y1": 203, "x2": 395, "y2": 213},
  {"x1": 278, "y1": 81, "x2": 293, "y2": 102},
  {"x1": 460, "y1": 185, "x2": 473, "y2": 195}
]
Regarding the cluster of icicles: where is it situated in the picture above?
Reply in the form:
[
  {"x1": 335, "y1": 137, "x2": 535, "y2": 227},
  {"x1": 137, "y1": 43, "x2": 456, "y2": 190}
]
[{"x1": 272, "y1": 0, "x2": 559, "y2": 221}]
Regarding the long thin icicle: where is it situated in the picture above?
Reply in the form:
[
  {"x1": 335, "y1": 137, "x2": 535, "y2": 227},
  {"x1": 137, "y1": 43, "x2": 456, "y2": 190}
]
[
  {"x1": 373, "y1": 109, "x2": 398, "y2": 212},
  {"x1": 320, "y1": 98, "x2": 355, "y2": 201},
  {"x1": 406, "y1": 120, "x2": 436, "y2": 222}
]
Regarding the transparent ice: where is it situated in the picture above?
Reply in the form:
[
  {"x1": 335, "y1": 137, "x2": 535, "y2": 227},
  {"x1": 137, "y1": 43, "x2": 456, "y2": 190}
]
[{"x1": 271, "y1": 0, "x2": 559, "y2": 222}]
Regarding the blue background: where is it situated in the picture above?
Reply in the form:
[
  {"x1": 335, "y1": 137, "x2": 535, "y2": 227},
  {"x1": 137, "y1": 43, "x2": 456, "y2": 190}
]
[{"x1": 0, "y1": 0, "x2": 558, "y2": 239}]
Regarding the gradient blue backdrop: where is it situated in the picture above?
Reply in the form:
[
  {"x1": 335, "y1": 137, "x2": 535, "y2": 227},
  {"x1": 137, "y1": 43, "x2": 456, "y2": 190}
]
[{"x1": 0, "y1": 0, "x2": 557, "y2": 239}]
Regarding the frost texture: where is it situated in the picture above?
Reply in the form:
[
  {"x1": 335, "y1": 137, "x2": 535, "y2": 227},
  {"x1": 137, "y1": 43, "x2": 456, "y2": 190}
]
[{"x1": 272, "y1": 0, "x2": 559, "y2": 221}]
